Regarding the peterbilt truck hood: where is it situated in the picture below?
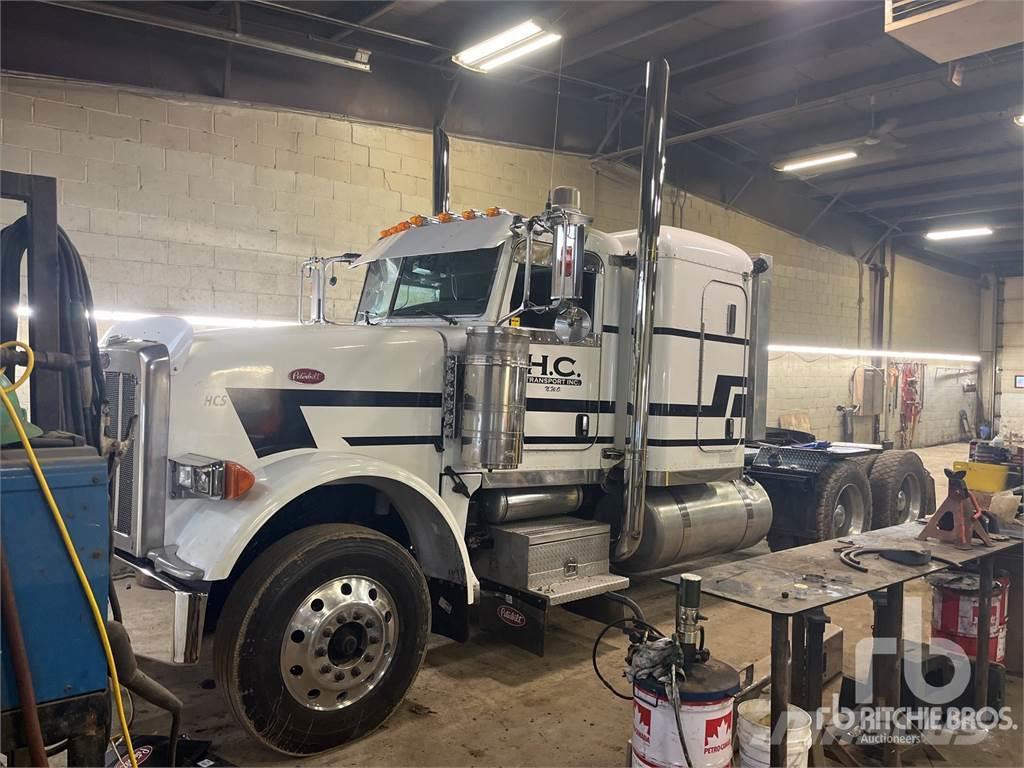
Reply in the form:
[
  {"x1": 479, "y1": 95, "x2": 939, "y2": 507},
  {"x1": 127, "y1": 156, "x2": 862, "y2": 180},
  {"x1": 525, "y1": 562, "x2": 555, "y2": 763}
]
[{"x1": 107, "y1": 318, "x2": 449, "y2": 464}]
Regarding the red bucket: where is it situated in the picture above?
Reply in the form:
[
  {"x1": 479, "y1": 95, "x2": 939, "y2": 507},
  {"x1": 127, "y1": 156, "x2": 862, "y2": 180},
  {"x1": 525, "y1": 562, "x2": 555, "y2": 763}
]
[{"x1": 928, "y1": 570, "x2": 1008, "y2": 663}]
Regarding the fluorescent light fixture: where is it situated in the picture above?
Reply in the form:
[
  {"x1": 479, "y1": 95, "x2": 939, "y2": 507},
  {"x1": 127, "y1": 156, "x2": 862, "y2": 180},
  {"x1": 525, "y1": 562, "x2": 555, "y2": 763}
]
[
  {"x1": 15, "y1": 305, "x2": 295, "y2": 329},
  {"x1": 1014, "y1": 114, "x2": 1024, "y2": 127},
  {"x1": 777, "y1": 150, "x2": 858, "y2": 173},
  {"x1": 768, "y1": 343, "x2": 980, "y2": 363},
  {"x1": 453, "y1": 20, "x2": 561, "y2": 72},
  {"x1": 924, "y1": 227, "x2": 993, "y2": 241}
]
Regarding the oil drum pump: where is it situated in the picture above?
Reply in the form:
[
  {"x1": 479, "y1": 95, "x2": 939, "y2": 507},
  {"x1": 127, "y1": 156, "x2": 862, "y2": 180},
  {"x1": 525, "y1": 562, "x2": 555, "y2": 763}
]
[{"x1": 594, "y1": 575, "x2": 741, "y2": 768}]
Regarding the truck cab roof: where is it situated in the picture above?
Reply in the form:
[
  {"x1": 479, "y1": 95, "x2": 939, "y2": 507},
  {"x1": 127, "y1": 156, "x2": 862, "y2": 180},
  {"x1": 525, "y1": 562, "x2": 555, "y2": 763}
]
[{"x1": 353, "y1": 211, "x2": 751, "y2": 276}]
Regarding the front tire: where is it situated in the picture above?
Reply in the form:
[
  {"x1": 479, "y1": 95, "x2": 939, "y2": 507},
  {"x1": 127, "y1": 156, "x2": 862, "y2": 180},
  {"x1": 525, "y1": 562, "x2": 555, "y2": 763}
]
[{"x1": 213, "y1": 524, "x2": 430, "y2": 755}]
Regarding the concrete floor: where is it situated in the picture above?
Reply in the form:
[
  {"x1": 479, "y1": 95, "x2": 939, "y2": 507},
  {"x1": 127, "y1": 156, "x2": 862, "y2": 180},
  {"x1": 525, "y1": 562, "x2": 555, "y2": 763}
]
[{"x1": 122, "y1": 442, "x2": 1023, "y2": 767}]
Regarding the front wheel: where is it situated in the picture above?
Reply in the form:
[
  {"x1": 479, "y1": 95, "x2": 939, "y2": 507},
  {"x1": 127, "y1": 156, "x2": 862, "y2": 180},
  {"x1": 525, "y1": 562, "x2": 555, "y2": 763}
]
[{"x1": 213, "y1": 524, "x2": 430, "y2": 755}]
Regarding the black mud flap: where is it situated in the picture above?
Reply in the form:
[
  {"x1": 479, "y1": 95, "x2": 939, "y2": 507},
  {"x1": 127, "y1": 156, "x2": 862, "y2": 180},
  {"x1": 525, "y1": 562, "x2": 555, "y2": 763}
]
[
  {"x1": 429, "y1": 577, "x2": 470, "y2": 642},
  {"x1": 478, "y1": 581, "x2": 548, "y2": 657}
]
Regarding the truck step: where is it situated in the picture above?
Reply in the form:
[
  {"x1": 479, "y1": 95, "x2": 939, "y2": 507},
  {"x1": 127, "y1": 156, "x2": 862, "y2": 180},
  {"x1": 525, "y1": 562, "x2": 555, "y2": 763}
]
[
  {"x1": 536, "y1": 572, "x2": 630, "y2": 606},
  {"x1": 471, "y1": 516, "x2": 628, "y2": 604}
]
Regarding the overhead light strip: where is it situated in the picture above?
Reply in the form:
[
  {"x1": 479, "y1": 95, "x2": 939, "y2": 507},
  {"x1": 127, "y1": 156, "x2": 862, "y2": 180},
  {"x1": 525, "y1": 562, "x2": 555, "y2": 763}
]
[
  {"x1": 924, "y1": 227, "x2": 994, "y2": 241},
  {"x1": 776, "y1": 150, "x2": 858, "y2": 173},
  {"x1": 453, "y1": 19, "x2": 561, "y2": 72},
  {"x1": 768, "y1": 343, "x2": 980, "y2": 363}
]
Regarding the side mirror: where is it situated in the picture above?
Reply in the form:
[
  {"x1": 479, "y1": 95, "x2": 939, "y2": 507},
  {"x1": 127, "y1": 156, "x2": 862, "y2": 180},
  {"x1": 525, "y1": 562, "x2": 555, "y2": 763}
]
[
  {"x1": 549, "y1": 186, "x2": 589, "y2": 306},
  {"x1": 554, "y1": 304, "x2": 592, "y2": 344}
]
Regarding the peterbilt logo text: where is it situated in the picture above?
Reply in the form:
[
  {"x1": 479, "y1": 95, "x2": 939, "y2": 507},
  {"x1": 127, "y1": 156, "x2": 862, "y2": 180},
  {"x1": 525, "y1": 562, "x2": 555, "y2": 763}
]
[
  {"x1": 497, "y1": 605, "x2": 526, "y2": 627},
  {"x1": 288, "y1": 368, "x2": 326, "y2": 385},
  {"x1": 528, "y1": 354, "x2": 581, "y2": 387}
]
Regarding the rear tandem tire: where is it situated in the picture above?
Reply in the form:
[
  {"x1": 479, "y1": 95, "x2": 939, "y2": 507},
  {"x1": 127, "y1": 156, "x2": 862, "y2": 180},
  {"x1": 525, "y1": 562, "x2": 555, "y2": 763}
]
[
  {"x1": 213, "y1": 524, "x2": 430, "y2": 756},
  {"x1": 868, "y1": 450, "x2": 930, "y2": 528},
  {"x1": 812, "y1": 461, "x2": 873, "y2": 541}
]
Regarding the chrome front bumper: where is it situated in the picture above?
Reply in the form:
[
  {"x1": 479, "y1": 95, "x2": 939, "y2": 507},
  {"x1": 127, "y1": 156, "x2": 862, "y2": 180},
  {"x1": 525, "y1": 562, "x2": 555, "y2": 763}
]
[{"x1": 114, "y1": 554, "x2": 207, "y2": 664}]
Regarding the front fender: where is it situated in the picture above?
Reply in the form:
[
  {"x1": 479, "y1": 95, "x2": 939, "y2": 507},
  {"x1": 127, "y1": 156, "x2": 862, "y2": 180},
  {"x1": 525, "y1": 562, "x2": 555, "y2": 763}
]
[{"x1": 167, "y1": 450, "x2": 477, "y2": 603}]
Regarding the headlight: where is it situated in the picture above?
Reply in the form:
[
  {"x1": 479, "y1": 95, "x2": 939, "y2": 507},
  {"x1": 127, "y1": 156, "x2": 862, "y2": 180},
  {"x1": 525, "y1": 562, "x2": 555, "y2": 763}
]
[{"x1": 170, "y1": 454, "x2": 255, "y2": 500}]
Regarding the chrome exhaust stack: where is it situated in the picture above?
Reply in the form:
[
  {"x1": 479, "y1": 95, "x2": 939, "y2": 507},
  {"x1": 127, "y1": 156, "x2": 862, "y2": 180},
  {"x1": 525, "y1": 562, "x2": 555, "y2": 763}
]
[
  {"x1": 432, "y1": 125, "x2": 450, "y2": 215},
  {"x1": 614, "y1": 59, "x2": 670, "y2": 562}
]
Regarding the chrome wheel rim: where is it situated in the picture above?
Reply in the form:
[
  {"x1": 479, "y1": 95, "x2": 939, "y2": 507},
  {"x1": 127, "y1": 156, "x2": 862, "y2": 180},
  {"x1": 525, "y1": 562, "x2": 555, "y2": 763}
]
[
  {"x1": 280, "y1": 576, "x2": 398, "y2": 711},
  {"x1": 893, "y1": 473, "x2": 922, "y2": 524},
  {"x1": 832, "y1": 483, "x2": 867, "y2": 536}
]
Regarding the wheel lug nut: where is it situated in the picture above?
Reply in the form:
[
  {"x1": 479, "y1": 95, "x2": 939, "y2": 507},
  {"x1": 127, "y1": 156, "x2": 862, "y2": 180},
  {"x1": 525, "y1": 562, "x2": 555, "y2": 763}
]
[
  {"x1": 320, "y1": 664, "x2": 331, "y2": 674},
  {"x1": 352, "y1": 612, "x2": 362, "y2": 621},
  {"x1": 322, "y1": 627, "x2": 333, "y2": 637},
  {"x1": 351, "y1": 668, "x2": 360, "y2": 677},
  {"x1": 364, "y1": 654, "x2": 374, "y2": 663},
  {"x1": 315, "y1": 646, "x2": 326, "y2": 657},
  {"x1": 365, "y1": 619, "x2": 375, "y2": 629},
  {"x1": 369, "y1": 635, "x2": 379, "y2": 644},
  {"x1": 334, "y1": 671, "x2": 345, "y2": 682},
  {"x1": 336, "y1": 614, "x2": 346, "y2": 623}
]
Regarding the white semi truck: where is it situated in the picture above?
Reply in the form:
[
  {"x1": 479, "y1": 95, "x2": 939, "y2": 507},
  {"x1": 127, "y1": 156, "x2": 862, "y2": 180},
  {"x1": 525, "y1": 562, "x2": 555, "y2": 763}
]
[{"x1": 101, "y1": 61, "x2": 930, "y2": 755}]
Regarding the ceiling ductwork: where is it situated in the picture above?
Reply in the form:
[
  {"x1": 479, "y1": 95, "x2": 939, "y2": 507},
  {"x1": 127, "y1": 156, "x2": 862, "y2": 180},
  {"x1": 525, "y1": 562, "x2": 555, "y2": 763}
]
[{"x1": 885, "y1": 0, "x2": 1024, "y2": 62}]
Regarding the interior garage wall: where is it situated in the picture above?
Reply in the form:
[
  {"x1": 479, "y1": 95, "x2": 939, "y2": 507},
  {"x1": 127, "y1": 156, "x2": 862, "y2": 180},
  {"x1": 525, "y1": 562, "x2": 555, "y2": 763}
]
[
  {"x1": 1000, "y1": 277, "x2": 1024, "y2": 435},
  {"x1": 0, "y1": 75, "x2": 979, "y2": 445},
  {"x1": 888, "y1": 254, "x2": 981, "y2": 354}
]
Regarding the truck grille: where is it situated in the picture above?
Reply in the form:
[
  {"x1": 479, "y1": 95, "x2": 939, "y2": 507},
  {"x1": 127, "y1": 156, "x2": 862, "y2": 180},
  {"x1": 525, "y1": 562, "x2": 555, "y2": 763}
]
[{"x1": 105, "y1": 370, "x2": 139, "y2": 537}]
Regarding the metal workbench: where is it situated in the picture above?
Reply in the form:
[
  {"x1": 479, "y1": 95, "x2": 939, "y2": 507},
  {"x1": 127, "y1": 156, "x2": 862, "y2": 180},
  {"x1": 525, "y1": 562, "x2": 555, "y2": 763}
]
[{"x1": 667, "y1": 522, "x2": 1021, "y2": 767}]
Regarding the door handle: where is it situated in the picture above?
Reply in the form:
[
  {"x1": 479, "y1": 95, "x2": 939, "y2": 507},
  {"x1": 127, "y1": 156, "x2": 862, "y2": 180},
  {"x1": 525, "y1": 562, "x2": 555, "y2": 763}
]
[{"x1": 576, "y1": 413, "x2": 590, "y2": 438}]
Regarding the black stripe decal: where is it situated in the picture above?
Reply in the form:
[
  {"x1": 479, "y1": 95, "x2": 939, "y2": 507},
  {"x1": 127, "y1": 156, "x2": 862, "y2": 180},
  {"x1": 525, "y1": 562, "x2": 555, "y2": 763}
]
[
  {"x1": 226, "y1": 388, "x2": 442, "y2": 458},
  {"x1": 527, "y1": 377, "x2": 745, "y2": 418},
  {"x1": 345, "y1": 435, "x2": 439, "y2": 447},
  {"x1": 524, "y1": 435, "x2": 616, "y2": 445},
  {"x1": 526, "y1": 398, "x2": 616, "y2": 413},
  {"x1": 649, "y1": 375, "x2": 746, "y2": 418},
  {"x1": 600, "y1": 324, "x2": 746, "y2": 346},
  {"x1": 653, "y1": 327, "x2": 748, "y2": 346}
]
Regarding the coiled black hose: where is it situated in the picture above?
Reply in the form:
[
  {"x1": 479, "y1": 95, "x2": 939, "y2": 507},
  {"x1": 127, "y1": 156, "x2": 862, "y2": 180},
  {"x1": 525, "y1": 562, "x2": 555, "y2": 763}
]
[{"x1": 1, "y1": 217, "x2": 105, "y2": 450}]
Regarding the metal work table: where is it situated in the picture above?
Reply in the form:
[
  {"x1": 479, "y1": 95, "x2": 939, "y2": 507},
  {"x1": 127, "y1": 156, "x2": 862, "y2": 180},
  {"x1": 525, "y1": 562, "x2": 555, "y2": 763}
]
[{"x1": 666, "y1": 522, "x2": 1021, "y2": 767}]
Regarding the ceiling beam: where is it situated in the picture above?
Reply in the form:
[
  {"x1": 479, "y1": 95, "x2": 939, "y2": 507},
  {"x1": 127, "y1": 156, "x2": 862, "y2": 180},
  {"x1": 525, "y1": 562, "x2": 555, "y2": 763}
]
[
  {"x1": 594, "y1": 57, "x2": 949, "y2": 162},
  {"x1": 847, "y1": 180, "x2": 1024, "y2": 214},
  {"x1": 597, "y1": 1, "x2": 876, "y2": 91},
  {"x1": 896, "y1": 216, "x2": 1023, "y2": 236},
  {"x1": 329, "y1": 1, "x2": 399, "y2": 42},
  {"x1": 893, "y1": 196, "x2": 1024, "y2": 223},
  {"x1": 756, "y1": 82, "x2": 1024, "y2": 160},
  {"x1": 814, "y1": 150, "x2": 1024, "y2": 196},
  {"x1": 519, "y1": 2, "x2": 715, "y2": 85}
]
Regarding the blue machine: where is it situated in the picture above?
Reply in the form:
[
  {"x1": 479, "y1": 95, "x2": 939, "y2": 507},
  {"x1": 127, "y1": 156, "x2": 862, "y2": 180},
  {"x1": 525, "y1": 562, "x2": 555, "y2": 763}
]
[{"x1": 1, "y1": 446, "x2": 109, "y2": 710}]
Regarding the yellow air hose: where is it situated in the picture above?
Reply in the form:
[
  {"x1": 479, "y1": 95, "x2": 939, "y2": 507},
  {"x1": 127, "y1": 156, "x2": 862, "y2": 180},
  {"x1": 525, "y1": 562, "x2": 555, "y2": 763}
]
[{"x1": 1, "y1": 340, "x2": 139, "y2": 768}]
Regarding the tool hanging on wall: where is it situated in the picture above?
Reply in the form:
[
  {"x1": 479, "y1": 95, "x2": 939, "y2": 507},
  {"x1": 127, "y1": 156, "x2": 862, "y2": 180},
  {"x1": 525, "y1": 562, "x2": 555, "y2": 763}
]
[{"x1": 896, "y1": 363, "x2": 924, "y2": 449}]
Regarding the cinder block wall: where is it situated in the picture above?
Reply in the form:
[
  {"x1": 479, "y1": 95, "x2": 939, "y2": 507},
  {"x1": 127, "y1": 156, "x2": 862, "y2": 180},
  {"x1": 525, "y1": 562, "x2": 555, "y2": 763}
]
[
  {"x1": 0, "y1": 76, "x2": 979, "y2": 445},
  {"x1": 1001, "y1": 277, "x2": 1024, "y2": 435}
]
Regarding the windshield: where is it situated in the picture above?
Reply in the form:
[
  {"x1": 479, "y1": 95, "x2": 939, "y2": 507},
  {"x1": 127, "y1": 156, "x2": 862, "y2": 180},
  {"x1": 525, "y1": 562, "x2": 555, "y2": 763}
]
[{"x1": 356, "y1": 247, "x2": 501, "y2": 321}]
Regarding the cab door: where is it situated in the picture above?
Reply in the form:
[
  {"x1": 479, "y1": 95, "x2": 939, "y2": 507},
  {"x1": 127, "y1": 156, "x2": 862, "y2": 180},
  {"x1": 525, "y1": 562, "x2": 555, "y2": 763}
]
[
  {"x1": 509, "y1": 256, "x2": 604, "y2": 451},
  {"x1": 696, "y1": 279, "x2": 748, "y2": 450}
]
